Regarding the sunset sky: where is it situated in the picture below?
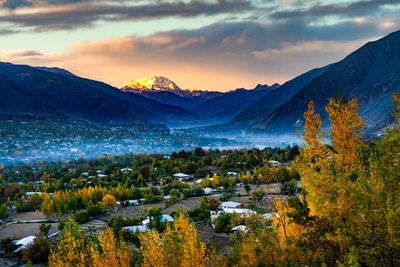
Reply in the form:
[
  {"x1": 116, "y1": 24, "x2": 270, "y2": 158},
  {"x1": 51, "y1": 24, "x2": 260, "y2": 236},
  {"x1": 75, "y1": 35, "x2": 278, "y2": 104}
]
[{"x1": 0, "y1": 0, "x2": 399, "y2": 91}]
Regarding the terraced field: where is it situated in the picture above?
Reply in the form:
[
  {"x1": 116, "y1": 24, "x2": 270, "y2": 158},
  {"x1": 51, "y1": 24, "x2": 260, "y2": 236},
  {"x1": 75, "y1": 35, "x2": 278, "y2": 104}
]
[
  {"x1": 80, "y1": 219, "x2": 107, "y2": 234},
  {"x1": 163, "y1": 197, "x2": 203, "y2": 214}
]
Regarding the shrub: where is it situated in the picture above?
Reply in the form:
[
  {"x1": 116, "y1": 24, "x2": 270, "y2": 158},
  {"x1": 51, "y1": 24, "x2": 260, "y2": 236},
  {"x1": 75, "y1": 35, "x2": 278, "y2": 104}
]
[
  {"x1": 73, "y1": 210, "x2": 89, "y2": 223},
  {"x1": 22, "y1": 236, "x2": 51, "y2": 264},
  {"x1": 39, "y1": 223, "x2": 51, "y2": 236}
]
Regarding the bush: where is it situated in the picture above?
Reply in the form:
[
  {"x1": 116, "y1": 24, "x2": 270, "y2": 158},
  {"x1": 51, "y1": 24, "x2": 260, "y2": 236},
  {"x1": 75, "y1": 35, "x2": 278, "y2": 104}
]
[
  {"x1": 0, "y1": 203, "x2": 9, "y2": 220},
  {"x1": 86, "y1": 204, "x2": 102, "y2": 217},
  {"x1": 1, "y1": 237, "x2": 18, "y2": 258},
  {"x1": 192, "y1": 186, "x2": 205, "y2": 196},
  {"x1": 39, "y1": 223, "x2": 51, "y2": 236},
  {"x1": 22, "y1": 236, "x2": 51, "y2": 264},
  {"x1": 165, "y1": 195, "x2": 179, "y2": 208},
  {"x1": 214, "y1": 213, "x2": 234, "y2": 233},
  {"x1": 73, "y1": 210, "x2": 89, "y2": 223}
]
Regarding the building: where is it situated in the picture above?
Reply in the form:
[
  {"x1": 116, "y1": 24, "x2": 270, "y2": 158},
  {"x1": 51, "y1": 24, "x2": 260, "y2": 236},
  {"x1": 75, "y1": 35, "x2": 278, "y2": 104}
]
[
  {"x1": 220, "y1": 201, "x2": 244, "y2": 209},
  {"x1": 173, "y1": 173, "x2": 190, "y2": 182},
  {"x1": 227, "y1": 172, "x2": 238, "y2": 177},
  {"x1": 269, "y1": 160, "x2": 281, "y2": 167},
  {"x1": 14, "y1": 236, "x2": 36, "y2": 252},
  {"x1": 142, "y1": 214, "x2": 174, "y2": 226},
  {"x1": 122, "y1": 226, "x2": 150, "y2": 233}
]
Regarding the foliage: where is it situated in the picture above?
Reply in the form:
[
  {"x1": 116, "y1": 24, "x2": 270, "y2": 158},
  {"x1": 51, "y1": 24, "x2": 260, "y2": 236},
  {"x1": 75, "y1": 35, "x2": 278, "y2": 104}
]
[
  {"x1": 22, "y1": 236, "x2": 51, "y2": 264},
  {"x1": 49, "y1": 218, "x2": 132, "y2": 267},
  {"x1": 0, "y1": 203, "x2": 9, "y2": 220},
  {"x1": 139, "y1": 213, "x2": 210, "y2": 266},
  {"x1": 39, "y1": 223, "x2": 51, "y2": 236}
]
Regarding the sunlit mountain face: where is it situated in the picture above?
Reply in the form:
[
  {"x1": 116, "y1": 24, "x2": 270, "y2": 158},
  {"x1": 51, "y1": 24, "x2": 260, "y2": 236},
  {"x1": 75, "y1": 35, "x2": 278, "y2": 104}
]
[
  {"x1": 120, "y1": 76, "x2": 219, "y2": 98},
  {"x1": 123, "y1": 76, "x2": 180, "y2": 92}
]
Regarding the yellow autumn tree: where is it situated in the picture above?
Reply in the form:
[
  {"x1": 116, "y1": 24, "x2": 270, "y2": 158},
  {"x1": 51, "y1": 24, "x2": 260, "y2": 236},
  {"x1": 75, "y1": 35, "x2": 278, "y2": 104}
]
[
  {"x1": 49, "y1": 218, "x2": 89, "y2": 267},
  {"x1": 101, "y1": 194, "x2": 117, "y2": 211},
  {"x1": 139, "y1": 212, "x2": 209, "y2": 267},
  {"x1": 272, "y1": 198, "x2": 304, "y2": 251},
  {"x1": 293, "y1": 100, "x2": 334, "y2": 217},
  {"x1": 90, "y1": 228, "x2": 132, "y2": 266},
  {"x1": 50, "y1": 219, "x2": 133, "y2": 267}
]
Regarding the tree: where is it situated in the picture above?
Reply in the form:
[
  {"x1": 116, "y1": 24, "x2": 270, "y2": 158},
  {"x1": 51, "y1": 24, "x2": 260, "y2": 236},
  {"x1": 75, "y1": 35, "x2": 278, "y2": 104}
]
[
  {"x1": 0, "y1": 203, "x2": 9, "y2": 220},
  {"x1": 49, "y1": 218, "x2": 89, "y2": 266},
  {"x1": 90, "y1": 228, "x2": 132, "y2": 266},
  {"x1": 22, "y1": 236, "x2": 51, "y2": 264},
  {"x1": 39, "y1": 223, "x2": 51, "y2": 237},
  {"x1": 139, "y1": 213, "x2": 210, "y2": 266},
  {"x1": 244, "y1": 184, "x2": 251, "y2": 196},
  {"x1": 50, "y1": 219, "x2": 133, "y2": 267},
  {"x1": 101, "y1": 194, "x2": 117, "y2": 211}
]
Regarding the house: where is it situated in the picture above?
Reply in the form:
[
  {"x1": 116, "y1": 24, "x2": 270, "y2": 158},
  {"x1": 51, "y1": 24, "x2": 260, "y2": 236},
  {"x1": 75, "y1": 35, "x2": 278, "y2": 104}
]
[
  {"x1": 25, "y1": 192, "x2": 42, "y2": 197},
  {"x1": 122, "y1": 226, "x2": 150, "y2": 233},
  {"x1": 204, "y1": 187, "x2": 213, "y2": 195},
  {"x1": 120, "y1": 168, "x2": 133, "y2": 173},
  {"x1": 142, "y1": 214, "x2": 174, "y2": 226},
  {"x1": 227, "y1": 172, "x2": 238, "y2": 177},
  {"x1": 222, "y1": 208, "x2": 255, "y2": 217},
  {"x1": 262, "y1": 213, "x2": 273, "y2": 220},
  {"x1": 173, "y1": 173, "x2": 190, "y2": 182},
  {"x1": 220, "y1": 201, "x2": 244, "y2": 209},
  {"x1": 14, "y1": 236, "x2": 36, "y2": 252},
  {"x1": 231, "y1": 225, "x2": 248, "y2": 233},
  {"x1": 269, "y1": 160, "x2": 281, "y2": 167}
]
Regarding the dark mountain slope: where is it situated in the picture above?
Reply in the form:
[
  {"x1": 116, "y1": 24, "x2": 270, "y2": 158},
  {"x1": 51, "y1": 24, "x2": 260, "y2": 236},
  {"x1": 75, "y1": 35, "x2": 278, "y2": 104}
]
[
  {"x1": 194, "y1": 84, "x2": 280, "y2": 123},
  {"x1": 255, "y1": 30, "x2": 400, "y2": 134},
  {"x1": 232, "y1": 65, "x2": 332, "y2": 126},
  {"x1": 0, "y1": 62, "x2": 201, "y2": 128}
]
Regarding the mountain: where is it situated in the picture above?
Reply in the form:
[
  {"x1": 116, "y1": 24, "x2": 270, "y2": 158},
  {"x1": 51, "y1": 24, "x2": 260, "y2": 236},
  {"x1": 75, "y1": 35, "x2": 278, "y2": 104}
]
[
  {"x1": 193, "y1": 83, "x2": 280, "y2": 124},
  {"x1": 0, "y1": 62, "x2": 203, "y2": 128},
  {"x1": 120, "y1": 76, "x2": 223, "y2": 110},
  {"x1": 252, "y1": 29, "x2": 400, "y2": 134},
  {"x1": 232, "y1": 65, "x2": 332, "y2": 126}
]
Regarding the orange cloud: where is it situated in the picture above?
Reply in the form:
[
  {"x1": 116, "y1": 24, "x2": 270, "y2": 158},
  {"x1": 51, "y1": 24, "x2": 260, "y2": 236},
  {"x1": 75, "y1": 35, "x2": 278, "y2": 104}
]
[{"x1": 1, "y1": 21, "x2": 385, "y2": 91}]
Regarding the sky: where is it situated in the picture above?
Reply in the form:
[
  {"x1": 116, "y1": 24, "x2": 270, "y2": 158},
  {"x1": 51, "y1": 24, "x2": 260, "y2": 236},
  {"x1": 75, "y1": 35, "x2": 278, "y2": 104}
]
[{"x1": 0, "y1": 0, "x2": 399, "y2": 91}]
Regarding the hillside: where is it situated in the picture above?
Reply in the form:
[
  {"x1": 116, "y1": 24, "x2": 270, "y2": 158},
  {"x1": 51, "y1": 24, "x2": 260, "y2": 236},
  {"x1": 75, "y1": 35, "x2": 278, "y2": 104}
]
[
  {"x1": 254, "y1": 29, "x2": 400, "y2": 134},
  {"x1": 194, "y1": 83, "x2": 280, "y2": 124},
  {"x1": 232, "y1": 65, "x2": 332, "y2": 126},
  {"x1": 0, "y1": 63, "x2": 203, "y2": 128}
]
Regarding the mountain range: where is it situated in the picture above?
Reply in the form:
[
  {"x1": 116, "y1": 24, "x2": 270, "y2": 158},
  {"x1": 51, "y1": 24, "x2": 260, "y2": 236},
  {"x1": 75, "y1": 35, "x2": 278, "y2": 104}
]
[{"x1": 1, "y1": 29, "x2": 400, "y2": 137}]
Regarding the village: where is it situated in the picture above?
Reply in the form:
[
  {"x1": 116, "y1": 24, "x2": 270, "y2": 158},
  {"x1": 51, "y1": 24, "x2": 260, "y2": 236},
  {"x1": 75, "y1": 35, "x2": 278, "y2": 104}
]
[{"x1": 0, "y1": 147, "x2": 300, "y2": 265}]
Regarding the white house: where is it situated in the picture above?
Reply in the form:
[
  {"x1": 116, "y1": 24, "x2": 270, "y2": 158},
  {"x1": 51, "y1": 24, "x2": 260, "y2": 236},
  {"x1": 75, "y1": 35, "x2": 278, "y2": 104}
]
[
  {"x1": 142, "y1": 214, "x2": 174, "y2": 226},
  {"x1": 269, "y1": 160, "x2": 281, "y2": 167},
  {"x1": 227, "y1": 172, "x2": 238, "y2": 177},
  {"x1": 220, "y1": 201, "x2": 244, "y2": 209},
  {"x1": 121, "y1": 168, "x2": 133, "y2": 173},
  {"x1": 25, "y1": 192, "x2": 42, "y2": 197},
  {"x1": 14, "y1": 236, "x2": 36, "y2": 252},
  {"x1": 122, "y1": 226, "x2": 150, "y2": 233},
  {"x1": 231, "y1": 225, "x2": 248, "y2": 233},
  {"x1": 222, "y1": 208, "x2": 255, "y2": 217},
  {"x1": 204, "y1": 187, "x2": 213, "y2": 195},
  {"x1": 173, "y1": 173, "x2": 190, "y2": 181}
]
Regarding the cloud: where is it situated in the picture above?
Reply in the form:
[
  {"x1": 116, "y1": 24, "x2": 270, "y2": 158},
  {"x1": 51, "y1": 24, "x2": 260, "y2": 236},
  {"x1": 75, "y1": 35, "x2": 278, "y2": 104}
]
[
  {"x1": 0, "y1": 0, "x2": 254, "y2": 30},
  {"x1": 271, "y1": 0, "x2": 400, "y2": 20},
  {"x1": 1, "y1": 0, "x2": 31, "y2": 9},
  {"x1": 4, "y1": 19, "x2": 392, "y2": 91}
]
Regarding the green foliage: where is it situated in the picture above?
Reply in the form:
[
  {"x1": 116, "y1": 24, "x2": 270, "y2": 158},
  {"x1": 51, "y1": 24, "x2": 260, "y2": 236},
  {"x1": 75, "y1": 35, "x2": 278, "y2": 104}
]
[
  {"x1": 22, "y1": 236, "x2": 51, "y2": 264},
  {"x1": 39, "y1": 223, "x2": 51, "y2": 236},
  {"x1": 0, "y1": 203, "x2": 9, "y2": 220}
]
